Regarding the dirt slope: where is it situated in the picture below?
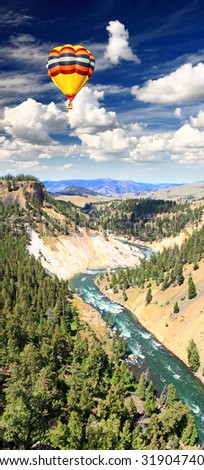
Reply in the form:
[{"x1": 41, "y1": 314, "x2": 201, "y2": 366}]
[{"x1": 98, "y1": 261, "x2": 204, "y2": 383}]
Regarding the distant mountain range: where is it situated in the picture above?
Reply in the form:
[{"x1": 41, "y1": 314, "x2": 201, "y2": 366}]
[{"x1": 43, "y1": 178, "x2": 183, "y2": 196}]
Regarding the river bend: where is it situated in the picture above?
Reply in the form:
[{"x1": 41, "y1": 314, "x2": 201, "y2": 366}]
[{"x1": 70, "y1": 246, "x2": 204, "y2": 443}]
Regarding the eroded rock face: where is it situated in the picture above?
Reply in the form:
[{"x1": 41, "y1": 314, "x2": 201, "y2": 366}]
[
  {"x1": 1, "y1": 180, "x2": 44, "y2": 209},
  {"x1": 26, "y1": 182, "x2": 44, "y2": 206}
]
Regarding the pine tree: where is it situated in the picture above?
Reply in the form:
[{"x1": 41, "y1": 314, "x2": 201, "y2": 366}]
[
  {"x1": 67, "y1": 411, "x2": 83, "y2": 449},
  {"x1": 187, "y1": 339, "x2": 200, "y2": 372},
  {"x1": 49, "y1": 421, "x2": 68, "y2": 449},
  {"x1": 188, "y1": 276, "x2": 197, "y2": 300},
  {"x1": 181, "y1": 415, "x2": 198, "y2": 446},
  {"x1": 144, "y1": 381, "x2": 156, "y2": 417},
  {"x1": 162, "y1": 276, "x2": 170, "y2": 290},
  {"x1": 173, "y1": 302, "x2": 179, "y2": 314},
  {"x1": 137, "y1": 372, "x2": 146, "y2": 400},
  {"x1": 123, "y1": 290, "x2": 128, "y2": 301},
  {"x1": 145, "y1": 287, "x2": 152, "y2": 305},
  {"x1": 118, "y1": 420, "x2": 132, "y2": 449},
  {"x1": 193, "y1": 261, "x2": 199, "y2": 270},
  {"x1": 132, "y1": 427, "x2": 146, "y2": 450},
  {"x1": 176, "y1": 264, "x2": 184, "y2": 286},
  {"x1": 166, "y1": 383, "x2": 176, "y2": 407}
]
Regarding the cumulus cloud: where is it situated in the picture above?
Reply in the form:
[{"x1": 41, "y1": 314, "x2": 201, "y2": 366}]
[
  {"x1": 175, "y1": 108, "x2": 182, "y2": 118},
  {"x1": 127, "y1": 123, "x2": 144, "y2": 134},
  {"x1": 131, "y1": 63, "x2": 204, "y2": 104},
  {"x1": 0, "y1": 98, "x2": 84, "y2": 175},
  {"x1": 79, "y1": 128, "x2": 137, "y2": 162},
  {"x1": 105, "y1": 20, "x2": 140, "y2": 65},
  {"x1": 190, "y1": 109, "x2": 204, "y2": 128},
  {"x1": 2, "y1": 98, "x2": 67, "y2": 145},
  {"x1": 1, "y1": 93, "x2": 204, "y2": 175},
  {"x1": 171, "y1": 123, "x2": 204, "y2": 156},
  {"x1": 67, "y1": 87, "x2": 118, "y2": 134},
  {"x1": 0, "y1": 135, "x2": 76, "y2": 171},
  {"x1": 129, "y1": 118, "x2": 204, "y2": 165},
  {"x1": 128, "y1": 117, "x2": 204, "y2": 165},
  {"x1": 74, "y1": 102, "x2": 204, "y2": 165},
  {"x1": 64, "y1": 87, "x2": 138, "y2": 161},
  {"x1": 128, "y1": 133, "x2": 171, "y2": 162}
]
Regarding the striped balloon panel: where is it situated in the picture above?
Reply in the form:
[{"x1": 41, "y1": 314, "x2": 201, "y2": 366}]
[
  {"x1": 47, "y1": 44, "x2": 95, "y2": 101},
  {"x1": 47, "y1": 46, "x2": 95, "y2": 77}
]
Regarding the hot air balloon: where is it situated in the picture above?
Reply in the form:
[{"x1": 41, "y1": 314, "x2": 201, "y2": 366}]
[{"x1": 47, "y1": 44, "x2": 95, "y2": 109}]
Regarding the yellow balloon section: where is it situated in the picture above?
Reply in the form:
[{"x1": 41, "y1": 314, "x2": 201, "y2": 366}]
[{"x1": 47, "y1": 44, "x2": 95, "y2": 105}]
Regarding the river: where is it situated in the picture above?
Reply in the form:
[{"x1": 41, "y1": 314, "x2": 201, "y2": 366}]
[{"x1": 69, "y1": 244, "x2": 204, "y2": 443}]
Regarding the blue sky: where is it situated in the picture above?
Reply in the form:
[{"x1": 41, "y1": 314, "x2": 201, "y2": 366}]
[{"x1": 0, "y1": 0, "x2": 204, "y2": 182}]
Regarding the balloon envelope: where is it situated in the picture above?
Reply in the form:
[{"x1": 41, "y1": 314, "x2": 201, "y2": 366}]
[{"x1": 47, "y1": 44, "x2": 95, "y2": 104}]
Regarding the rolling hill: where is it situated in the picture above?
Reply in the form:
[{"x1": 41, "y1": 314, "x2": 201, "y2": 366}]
[{"x1": 138, "y1": 181, "x2": 204, "y2": 201}]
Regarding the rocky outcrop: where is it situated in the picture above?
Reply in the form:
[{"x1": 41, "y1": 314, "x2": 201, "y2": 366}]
[{"x1": 1, "y1": 179, "x2": 44, "y2": 209}]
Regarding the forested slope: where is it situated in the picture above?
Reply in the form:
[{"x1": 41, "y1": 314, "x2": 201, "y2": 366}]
[
  {"x1": 97, "y1": 225, "x2": 204, "y2": 379},
  {"x1": 84, "y1": 198, "x2": 203, "y2": 242},
  {"x1": 1, "y1": 195, "x2": 199, "y2": 450}
]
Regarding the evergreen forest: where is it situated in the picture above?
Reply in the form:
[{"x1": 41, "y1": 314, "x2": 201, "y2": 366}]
[
  {"x1": 84, "y1": 198, "x2": 203, "y2": 242},
  {"x1": 1, "y1": 200, "x2": 200, "y2": 450},
  {"x1": 102, "y1": 225, "x2": 204, "y2": 294}
]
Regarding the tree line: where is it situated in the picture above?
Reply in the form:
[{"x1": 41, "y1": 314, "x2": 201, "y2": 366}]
[
  {"x1": 84, "y1": 198, "x2": 203, "y2": 242},
  {"x1": 102, "y1": 225, "x2": 204, "y2": 294}
]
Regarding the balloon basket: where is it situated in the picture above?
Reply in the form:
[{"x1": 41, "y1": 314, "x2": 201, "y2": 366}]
[{"x1": 68, "y1": 103, "x2": 73, "y2": 110}]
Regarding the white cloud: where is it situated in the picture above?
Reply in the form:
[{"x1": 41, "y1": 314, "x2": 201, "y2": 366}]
[
  {"x1": 0, "y1": 34, "x2": 49, "y2": 68},
  {"x1": 105, "y1": 20, "x2": 140, "y2": 65},
  {"x1": 0, "y1": 99, "x2": 83, "y2": 177},
  {"x1": 90, "y1": 83, "x2": 129, "y2": 95},
  {"x1": 132, "y1": 63, "x2": 204, "y2": 104},
  {"x1": 175, "y1": 107, "x2": 182, "y2": 118},
  {"x1": 65, "y1": 87, "x2": 137, "y2": 161},
  {"x1": 171, "y1": 124, "x2": 204, "y2": 157},
  {"x1": 0, "y1": 73, "x2": 53, "y2": 107},
  {"x1": 0, "y1": 35, "x2": 55, "y2": 107},
  {"x1": 190, "y1": 109, "x2": 204, "y2": 128},
  {"x1": 127, "y1": 122, "x2": 144, "y2": 134},
  {"x1": 0, "y1": 135, "x2": 76, "y2": 171},
  {"x1": 79, "y1": 128, "x2": 137, "y2": 161},
  {"x1": 128, "y1": 121, "x2": 204, "y2": 165},
  {"x1": 170, "y1": 149, "x2": 204, "y2": 164},
  {"x1": 85, "y1": 21, "x2": 140, "y2": 71},
  {"x1": 0, "y1": 9, "x2": 32, "y2": 26},
  {"x1": 38, "y1": 152, "x2": 52, "y2": 160},
  {"x1": 15, "y1": 160, "x2": 40, "y2": 170},
  {"x1": 78, "y1": 133, "x2": 131, "y2": 161},
  {"x1": 2, "y1": 98, "x2": 67, "y2": 145},
  {"x1": 129, "y1": 133, "x2": 171, "y2": 162},
  {"x1": 67, "y1": 87, "x2": 118, "y2": 134},
  {"x1": 60, "y1": 163, "x2": 73, "y2": 170},
  {"x1": 1, "y1": 94, "x2": 204, "y2": 175}
]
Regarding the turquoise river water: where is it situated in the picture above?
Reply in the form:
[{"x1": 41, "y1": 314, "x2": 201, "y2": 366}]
[{"x1": 70, "y1": 244, "x2": 204, "y2": 443}]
